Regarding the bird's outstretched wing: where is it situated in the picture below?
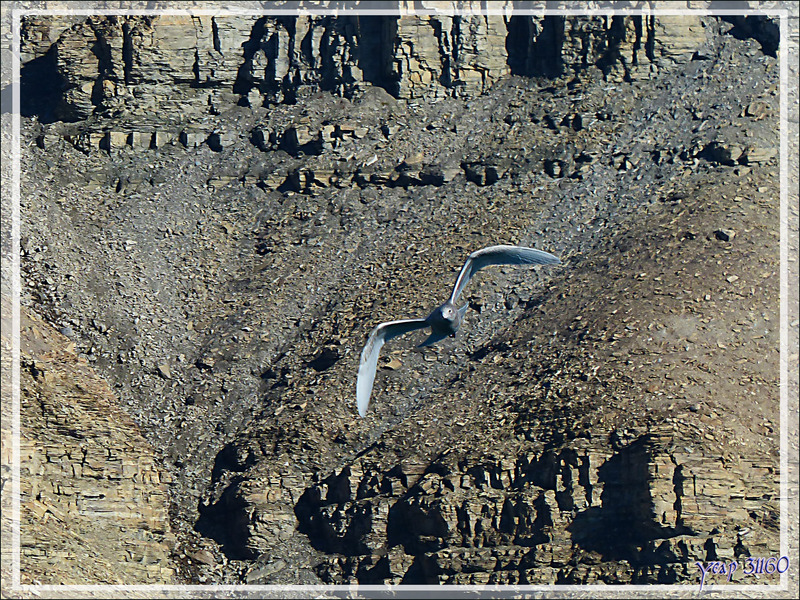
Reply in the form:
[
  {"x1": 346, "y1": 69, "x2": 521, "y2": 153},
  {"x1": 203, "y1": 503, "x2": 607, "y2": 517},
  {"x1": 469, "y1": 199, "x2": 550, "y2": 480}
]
[
  {"x1": 357, "y1": 318, "x2": 429, "y2": 417},
  {"x1": 449, "y1": 245, "x2": 561, "y2": 304}
]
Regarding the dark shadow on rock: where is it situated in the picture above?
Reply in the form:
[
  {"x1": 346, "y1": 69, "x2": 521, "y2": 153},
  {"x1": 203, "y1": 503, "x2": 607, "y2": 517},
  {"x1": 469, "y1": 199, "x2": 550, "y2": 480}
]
[
  {"x1": 468, "y1": 340, "x2": 510, "y2": 362},
  {"x1": 506, "y1": 15, "x2": 565, "y2": 78},
  {"x1": 722, "y1": 15, "x2": 779, "y2": 57},
  {"x1": 194, "y1": 475, "x2": 258, "y2": 560},
  {"x1": 400, "y1": 553, "x2": 440, "y2": 585},
  {"x1": 355, "y1": 554, "x2": 391, "y2": 585},
  {"x1": 306, "y1": 347, "x2": 340, "y2": 372},
  {"x1": 356, "y1": 16, "x2": 400, "y2": 98},
  {"x1": 209, "y1": 441, "x2": 253, "y2": 482},
  {"x1": 387, "y1": 496, "x2": 449, "y2": 556},
  {"x1": 19, "y1": 47, "x2": 70, "y2": 123},
  {"x1": 294, "y1": 468, "x2": 372, "y2": 556},
  {"x1": 568, "y1": 433, "x2": 693, "y2": 565},
  {"x1": 193, "y1": 442, "x2": 261, "y2": 559}
]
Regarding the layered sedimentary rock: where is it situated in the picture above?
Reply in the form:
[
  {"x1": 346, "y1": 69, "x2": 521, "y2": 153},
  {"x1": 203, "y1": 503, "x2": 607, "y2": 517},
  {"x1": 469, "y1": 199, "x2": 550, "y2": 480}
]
[
  {"x1": 15, "y1": 306, "x2": 176, "y2": 584},
  {"x1": 8, "y1": 4, "x2": 791, "y2": 590},
  {"x1": 20, "y1": 12, "x2": 710, "y2": 122},
  {"x1": 285, "y1": 430, "x2": 779, "y2": 584}
]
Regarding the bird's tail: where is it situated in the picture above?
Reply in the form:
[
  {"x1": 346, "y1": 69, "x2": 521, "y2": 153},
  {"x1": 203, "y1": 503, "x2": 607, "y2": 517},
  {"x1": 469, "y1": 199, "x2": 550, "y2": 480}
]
[
  {"x1": 417, "y1": 330, "x2": 451, "y2": 347},
  {"x1": 457, "y1": 303, "x2": 469, "y2": 319}
]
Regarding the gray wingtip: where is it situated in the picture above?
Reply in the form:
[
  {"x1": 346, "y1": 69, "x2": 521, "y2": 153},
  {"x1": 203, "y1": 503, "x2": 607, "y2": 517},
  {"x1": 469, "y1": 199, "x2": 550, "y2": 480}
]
[{"x1": 529, "y1": 248, "x2": 561, "y2": 265}]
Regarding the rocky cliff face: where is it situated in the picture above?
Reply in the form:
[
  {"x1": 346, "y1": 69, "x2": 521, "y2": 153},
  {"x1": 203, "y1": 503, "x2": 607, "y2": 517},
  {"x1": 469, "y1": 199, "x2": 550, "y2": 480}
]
[
  {"x1": 0, "y1": 303, "x2": 177, "y2": 585},
  {"x1": 20, "y1": 12, "x2": 715, "y2": 123},
  {"x1": 195, "y1": 150, "x2": 783, "y2": 583},
  {"x1": 5, "y1": 5, "x2": 795, "y2": 591}
]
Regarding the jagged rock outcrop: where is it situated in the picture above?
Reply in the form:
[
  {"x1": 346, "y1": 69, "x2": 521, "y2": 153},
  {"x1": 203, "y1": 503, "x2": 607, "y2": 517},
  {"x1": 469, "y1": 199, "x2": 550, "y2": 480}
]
[
  {"x1": 7, "y1": 3, "x2": 795, "y2": 591},
  {"x1": 196, "y1": 148, "x2": 783, "y2": 583},
  {"x1": 20, "y1": 12, "x2": 713, "y2": 123},
  {"x1": 285, "y1": 429, "x2": 779, "y2": 584},
  {"x1": 11, "y1": 305, "x2": 177, "y2": 584}
]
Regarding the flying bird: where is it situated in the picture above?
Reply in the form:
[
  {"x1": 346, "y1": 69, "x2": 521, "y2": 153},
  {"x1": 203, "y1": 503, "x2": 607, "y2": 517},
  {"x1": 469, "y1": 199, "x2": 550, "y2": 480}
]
[{"x1": 356, "y1": 244, "x2": 561, "y2": 416}]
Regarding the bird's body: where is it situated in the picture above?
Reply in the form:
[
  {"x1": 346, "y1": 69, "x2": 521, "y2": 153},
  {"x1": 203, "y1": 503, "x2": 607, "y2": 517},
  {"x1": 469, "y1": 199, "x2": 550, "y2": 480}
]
[
  {"x1": 356, "y1": 244, "x2": 561, "y2": 416},
  {"x1": 419, "y1": 301, "x2": 465, "y2": 346}
]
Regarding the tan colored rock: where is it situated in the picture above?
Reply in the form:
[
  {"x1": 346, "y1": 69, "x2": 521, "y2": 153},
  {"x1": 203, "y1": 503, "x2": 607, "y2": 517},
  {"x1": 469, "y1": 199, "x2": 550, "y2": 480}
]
[
  {"x1": 23, "y1": 12, "x2": 723, "y2": 120},
  {"x1": 13, "y1": 306, "x2": 176, "y2": 584},
  {"x1": 649, "y1": 15, "x2": 707, "y2": 63}
]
